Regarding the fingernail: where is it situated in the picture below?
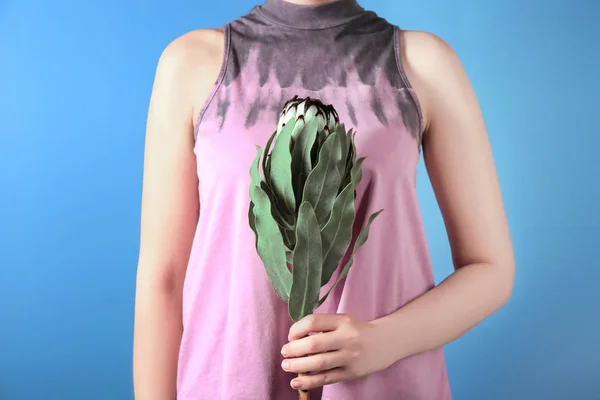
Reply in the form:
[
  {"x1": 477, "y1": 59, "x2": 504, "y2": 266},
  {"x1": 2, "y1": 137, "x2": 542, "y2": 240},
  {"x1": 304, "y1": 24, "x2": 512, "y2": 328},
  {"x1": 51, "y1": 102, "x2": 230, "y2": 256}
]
[
  {"x1": 291, "y1": 379, "x2": 301, "y2": 389},
  {"x1": 281, "y1": 360, "x2": 289, "y2": 370},
  {"x1": 281, "y1": 345, "x2": 287, "y2": 356}
]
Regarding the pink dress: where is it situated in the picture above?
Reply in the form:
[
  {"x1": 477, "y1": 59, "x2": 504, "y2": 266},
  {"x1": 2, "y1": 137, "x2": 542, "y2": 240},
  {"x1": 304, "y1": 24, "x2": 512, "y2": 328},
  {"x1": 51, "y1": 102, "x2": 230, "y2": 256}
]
[{"x1": 176, "y1": 0, "x2": 452, "y2": 398}]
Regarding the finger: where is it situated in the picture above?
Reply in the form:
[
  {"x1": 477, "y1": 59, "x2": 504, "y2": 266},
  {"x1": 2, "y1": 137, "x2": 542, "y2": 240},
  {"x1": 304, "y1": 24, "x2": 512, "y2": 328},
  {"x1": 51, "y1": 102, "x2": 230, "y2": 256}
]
[
  {"x1": 282, "y1": 350, "x2": 347, "y2": 374},
  {"x1": 291, "y1": 367, "x2": 348, "y2": 391},
  {"x1": 283, "y1": 330, "x2": 344, "y2": 358},
  {"x1": 288, "y1": 313, "x2": 347, "y2": 340}
]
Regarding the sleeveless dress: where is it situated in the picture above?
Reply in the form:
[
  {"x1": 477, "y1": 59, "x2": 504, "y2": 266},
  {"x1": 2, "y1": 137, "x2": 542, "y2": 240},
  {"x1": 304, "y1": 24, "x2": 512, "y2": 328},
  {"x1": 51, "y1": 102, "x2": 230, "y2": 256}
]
[{"x1": 176, "y1": 1, "x2": 452, "y2": 399}]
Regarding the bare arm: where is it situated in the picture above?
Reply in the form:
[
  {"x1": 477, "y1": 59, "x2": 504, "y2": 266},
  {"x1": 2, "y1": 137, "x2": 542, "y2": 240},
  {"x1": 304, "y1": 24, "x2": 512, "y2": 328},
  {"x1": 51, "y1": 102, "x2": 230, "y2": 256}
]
[
  {"x1": 133, "y1": 29, "x2": 224, "y2": 399},
  {"x1": 370, "y1": 30, "x2": 515, "y2": 363}
]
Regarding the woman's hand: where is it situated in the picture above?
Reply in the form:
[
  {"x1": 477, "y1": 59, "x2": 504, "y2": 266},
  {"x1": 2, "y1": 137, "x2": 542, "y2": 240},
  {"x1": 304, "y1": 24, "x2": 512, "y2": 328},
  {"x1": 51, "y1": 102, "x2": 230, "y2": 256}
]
[{"x1": 281, "y1": 313, "x2": 392, "y2": 391}]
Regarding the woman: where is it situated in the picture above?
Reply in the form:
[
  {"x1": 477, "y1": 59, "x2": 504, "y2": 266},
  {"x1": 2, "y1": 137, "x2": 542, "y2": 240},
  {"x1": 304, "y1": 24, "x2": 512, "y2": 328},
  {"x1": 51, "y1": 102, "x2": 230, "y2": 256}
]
[{"x1": 133, "y1": 0, "x2": 515, "y2": 399}]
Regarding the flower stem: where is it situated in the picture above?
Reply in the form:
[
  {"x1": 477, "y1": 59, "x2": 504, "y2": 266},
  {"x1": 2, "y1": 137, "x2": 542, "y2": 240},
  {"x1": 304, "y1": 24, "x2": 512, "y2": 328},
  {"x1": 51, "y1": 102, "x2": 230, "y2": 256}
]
[{"x1": 298, "y1": 372, "x2": 310, "y2": 400}]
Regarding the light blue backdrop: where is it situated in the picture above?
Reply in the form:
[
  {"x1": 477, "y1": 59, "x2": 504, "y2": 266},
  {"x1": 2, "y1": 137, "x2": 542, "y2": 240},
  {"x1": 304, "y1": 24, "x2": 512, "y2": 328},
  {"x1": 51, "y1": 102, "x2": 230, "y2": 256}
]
[{"x1": 0, "y1": 0, "x2": 598, "y2": 399}]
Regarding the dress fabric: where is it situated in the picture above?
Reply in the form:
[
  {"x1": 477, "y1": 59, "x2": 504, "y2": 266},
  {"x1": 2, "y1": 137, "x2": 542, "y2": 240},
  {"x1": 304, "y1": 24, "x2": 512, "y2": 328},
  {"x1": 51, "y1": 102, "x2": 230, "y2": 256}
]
[{"x1": 176, "y1": 0, "x2": 452, "y2": 399}]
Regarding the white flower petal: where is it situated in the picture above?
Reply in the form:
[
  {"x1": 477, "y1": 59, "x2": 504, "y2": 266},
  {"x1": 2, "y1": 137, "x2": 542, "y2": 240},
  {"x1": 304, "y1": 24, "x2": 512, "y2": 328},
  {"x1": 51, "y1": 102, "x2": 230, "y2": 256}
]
[
  {"x1": 305, "y1": 105, "x2": 318, "y2": 121},
  {"x1": 297, "y1": 100, "x2": 306, "y2": 116}
]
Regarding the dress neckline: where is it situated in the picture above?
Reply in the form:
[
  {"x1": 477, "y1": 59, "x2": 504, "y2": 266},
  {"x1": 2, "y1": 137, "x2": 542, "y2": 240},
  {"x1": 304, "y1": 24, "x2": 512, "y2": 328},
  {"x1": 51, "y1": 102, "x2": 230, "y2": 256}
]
[{"x1": 257, "y1": 0, "x2": 366, "y2": 30}]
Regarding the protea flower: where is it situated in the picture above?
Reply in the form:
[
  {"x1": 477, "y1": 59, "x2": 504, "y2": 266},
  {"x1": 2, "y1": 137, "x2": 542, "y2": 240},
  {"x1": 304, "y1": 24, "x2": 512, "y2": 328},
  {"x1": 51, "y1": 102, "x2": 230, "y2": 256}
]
[
  {"x1": 248, "y1": 95, "x2": 383, "y2": 322},
  {"x1": 276, "y1": 95, "x2": 339, "y2": 138},
  {"x1": 248, "y1": 96, "x2": 383, "y2": 399}
]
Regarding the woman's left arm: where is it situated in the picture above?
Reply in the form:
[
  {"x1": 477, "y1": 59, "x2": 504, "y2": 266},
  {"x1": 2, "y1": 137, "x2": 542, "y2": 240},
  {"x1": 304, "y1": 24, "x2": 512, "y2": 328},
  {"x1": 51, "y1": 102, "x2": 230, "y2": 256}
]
[
  {"x1": 282, "y1": 31, "x2": 514, "y2": 390},
  {"x1": 368, "y1": 29, "x2": 515, "y2": 362}
]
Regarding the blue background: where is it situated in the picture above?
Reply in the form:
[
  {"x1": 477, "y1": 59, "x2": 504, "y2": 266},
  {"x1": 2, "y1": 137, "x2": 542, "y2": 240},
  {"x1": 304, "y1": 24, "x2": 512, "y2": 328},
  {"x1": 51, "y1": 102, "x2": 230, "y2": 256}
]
[{"x1": 0, "y1": 0, "x2": 598, "y2": 399}]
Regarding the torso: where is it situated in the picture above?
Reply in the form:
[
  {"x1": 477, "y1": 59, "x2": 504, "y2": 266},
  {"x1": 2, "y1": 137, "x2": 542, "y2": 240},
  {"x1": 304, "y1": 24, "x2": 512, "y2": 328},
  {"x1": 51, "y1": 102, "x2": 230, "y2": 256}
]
[{"x1": 176, "y1": 1, "x2": 451, "y2": 399}]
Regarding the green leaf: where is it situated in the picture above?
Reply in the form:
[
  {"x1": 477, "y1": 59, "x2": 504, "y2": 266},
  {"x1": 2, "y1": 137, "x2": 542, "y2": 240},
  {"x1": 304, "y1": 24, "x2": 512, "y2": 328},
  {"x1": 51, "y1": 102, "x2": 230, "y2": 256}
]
[
  {"x1": 270, "y1": 122, "x2": 296, "y2": 214},
  {"x1": 301, "y1": 132, "x2": 342, "y2": 228},
  {"x1": 249, "y1": 184, "x2": 292, "y2": 302},
  {"x1": 350, "y1": 130, "x2": 357, "y2": 163},
  {"x1": 350, "y1": 157, "x2": 366, "y2": 189},
  {"x1": 254, "y1": 140, "x2": 294, "y2": 235},
  {"x1": 262, "y1": 130, "x2": 277, "y2": 184},
  {"x1": 282, "y1": 228, "x2": 296, "y2": 251},
  {"x1": 265, "y1": 155, "x2": 272, "y2": 182},
  {"x1": 289, "y1": 202, "x2": 323, "y2": 321},
  {"x1": 318, "y1": 156, "x2": 366, "y2": 286},
  {"x1": 259, "y1": 181, "x2": 295, "y2": 251},
  {"x1": 249, "y1": 145, "x2": 262, "y2": 187},
  {"x1": 248, "y1": 202, "x2": 258, "y2": 249},
  {"x1": 312, "y1": 127, "x2": 328, "y2": 168},
  {"x1": 261, "y1": 181, "x2": 294, "y2": 231},
  {"x1": 335, "y1": 124, "x2": 348, "y2": 178},
  {"x1": 248, "y1": 146, "x2": 262, "y2": 249},
  {"x1": 317, "y1": 209, "x2": 384, "y2": 307},
  {"x1": 341, "y1": 130, "x2": 357, "y2": 188},
  {"x1": 319, "y1": 182, "x2": 355, "y2": 286},
  {"x1": 291, "y1": 118, "x2": 318, "y2": 206}
]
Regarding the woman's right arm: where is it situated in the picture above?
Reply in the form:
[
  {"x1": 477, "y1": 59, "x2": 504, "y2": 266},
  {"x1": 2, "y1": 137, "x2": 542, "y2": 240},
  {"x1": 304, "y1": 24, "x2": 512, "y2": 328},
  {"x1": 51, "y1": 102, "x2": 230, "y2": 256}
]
[{"x1": 133, "y1": 29, "x2": 225, "y2": 399}]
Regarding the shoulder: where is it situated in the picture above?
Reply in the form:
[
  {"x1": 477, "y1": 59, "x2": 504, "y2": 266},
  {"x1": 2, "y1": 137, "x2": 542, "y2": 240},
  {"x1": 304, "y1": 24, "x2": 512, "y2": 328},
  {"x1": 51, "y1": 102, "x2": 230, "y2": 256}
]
[
  {"x1": 398, "y1": 30, "x2": 461, "y2": 78},
  {"x1": 155, "y1": 28, "x2": 225, "y2": 80},
  {"x1": 397, "y1": 30, "x2": 468, "y2": 133},
  {"x1": 398, "y1": 30, "x2": 454, "y2": 59},
  {"x1": 152, "y1": 28, "x2": 227, "y2": 123},
  {"x1": 159, "y1": 28, "x2": 224, "y2": 65}
]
